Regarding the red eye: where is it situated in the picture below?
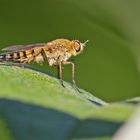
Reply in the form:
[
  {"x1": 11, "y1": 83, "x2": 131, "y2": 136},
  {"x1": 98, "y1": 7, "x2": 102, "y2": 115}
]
[{"x1": 74, "y1": 40, "x2": 81, "y2": 52}]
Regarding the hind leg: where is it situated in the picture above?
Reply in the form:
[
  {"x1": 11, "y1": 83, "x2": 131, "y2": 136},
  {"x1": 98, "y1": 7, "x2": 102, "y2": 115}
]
[
  {"x1": 0, "y1": 61, "x2": 26, "y2": 67},
  {"x1": 0, "y1": 56, "x2": 33, "y2": 67}
]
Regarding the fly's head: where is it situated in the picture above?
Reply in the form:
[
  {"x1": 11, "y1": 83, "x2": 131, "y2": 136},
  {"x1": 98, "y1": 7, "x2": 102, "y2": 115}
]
[{"x1": 71, "y1": 40, "x2": 89, "y2": 56}]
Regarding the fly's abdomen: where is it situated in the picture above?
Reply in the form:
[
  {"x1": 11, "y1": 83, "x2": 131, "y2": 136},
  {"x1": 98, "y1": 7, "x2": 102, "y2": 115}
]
[
  {"x1": 0, "y1": 48, "x2": 46, "y2": 63},
  {"x1": 0, "y1": 54, "x2": 6, "y2": 61},
  {"x1": 0, "y1": 53, "x2": 15, "y2": 61},
  {"x1": 0, "y1": 51, "x2": 27, "y2": 62}
]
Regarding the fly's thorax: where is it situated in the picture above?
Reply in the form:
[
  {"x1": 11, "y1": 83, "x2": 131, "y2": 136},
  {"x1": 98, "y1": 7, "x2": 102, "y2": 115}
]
[{"x1": 43, "y1": 46, "x2": 72, "y2": 66}]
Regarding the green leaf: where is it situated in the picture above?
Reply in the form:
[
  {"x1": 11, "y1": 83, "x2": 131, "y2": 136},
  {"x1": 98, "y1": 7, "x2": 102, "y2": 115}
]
[
  {"x1": 0, "y1": 0, "x2": 140, "y2": 101},
  {"x1": 0, "y1": 66, "x2": 136, "y2": 140}
]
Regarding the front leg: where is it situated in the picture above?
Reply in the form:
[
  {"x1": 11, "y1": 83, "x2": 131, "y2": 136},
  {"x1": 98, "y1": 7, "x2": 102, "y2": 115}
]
[{"x1": 62, "y1": 61, "x2": 81, "y2": 93}]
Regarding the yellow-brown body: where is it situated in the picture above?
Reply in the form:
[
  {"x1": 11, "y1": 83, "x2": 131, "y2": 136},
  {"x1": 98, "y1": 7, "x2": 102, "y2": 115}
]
[
  {"x1": 0, "y1": 39, "x2": 85, "y2": 66},
  {"x1": 0, "y1": 38, "x2": 88, "y2": 91}
]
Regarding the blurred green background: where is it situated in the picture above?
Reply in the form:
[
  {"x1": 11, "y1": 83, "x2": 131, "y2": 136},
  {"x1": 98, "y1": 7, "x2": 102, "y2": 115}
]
[{"x1": 0, "y1": 0, "x2": 140, "y2": 101}]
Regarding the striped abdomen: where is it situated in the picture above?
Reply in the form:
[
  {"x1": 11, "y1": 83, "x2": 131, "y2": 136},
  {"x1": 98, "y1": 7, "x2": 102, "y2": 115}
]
[
  {"x1": 0, "y1": 48, "x2": 46, "y2": 63},
  {"x1": 0, "y1": 52, "x2": 23, "y2": 62}
]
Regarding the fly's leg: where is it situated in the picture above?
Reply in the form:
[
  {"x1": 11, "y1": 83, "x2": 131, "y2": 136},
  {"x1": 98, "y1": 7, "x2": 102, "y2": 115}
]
[
  {"x1": 58, "y1": 61, "x2": 65, "y2": 87},
  {"x1": 11, "y1": 57, "x2": 33, "y2": 68},
  {"x1": 62, "y1": 61, "x2": 82, "y2": 93},
  {"x1": 0, "y1": 62, "x2": 24, "y2": 67},
  {"x1": 5, "y1": 55, "x2": 34, "y2": 68}
]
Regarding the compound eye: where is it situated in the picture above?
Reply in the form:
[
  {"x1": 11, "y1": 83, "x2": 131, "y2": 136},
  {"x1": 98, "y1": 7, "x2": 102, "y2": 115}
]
[{"x1": 74, "y1": 40, "x2": 81, "y2": 52}]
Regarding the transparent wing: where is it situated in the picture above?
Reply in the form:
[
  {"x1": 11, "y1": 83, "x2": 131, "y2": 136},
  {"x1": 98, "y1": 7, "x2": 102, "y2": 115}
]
[{"x1": 2, "y1": 43, "x2": 47, "y2": 52}]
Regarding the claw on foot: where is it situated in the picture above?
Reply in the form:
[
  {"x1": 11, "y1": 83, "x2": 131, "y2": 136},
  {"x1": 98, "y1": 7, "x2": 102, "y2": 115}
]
[
  {"x1": 72, "y1": 80, "x2": 82, "y2": 93},
  {"x1": 60, "y1": 79, "x2": 65, "y2": 88}
]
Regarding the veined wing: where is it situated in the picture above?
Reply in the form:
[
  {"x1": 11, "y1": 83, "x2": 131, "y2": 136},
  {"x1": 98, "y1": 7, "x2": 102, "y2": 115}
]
[{"x1": 2, "y1": 43, "x2": 47, "y2": 52}]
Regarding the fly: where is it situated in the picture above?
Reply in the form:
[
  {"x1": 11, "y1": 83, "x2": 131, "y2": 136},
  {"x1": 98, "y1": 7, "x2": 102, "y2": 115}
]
[{"x1": 0, "y1": 38, "x2": 89, "y2": 92}]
